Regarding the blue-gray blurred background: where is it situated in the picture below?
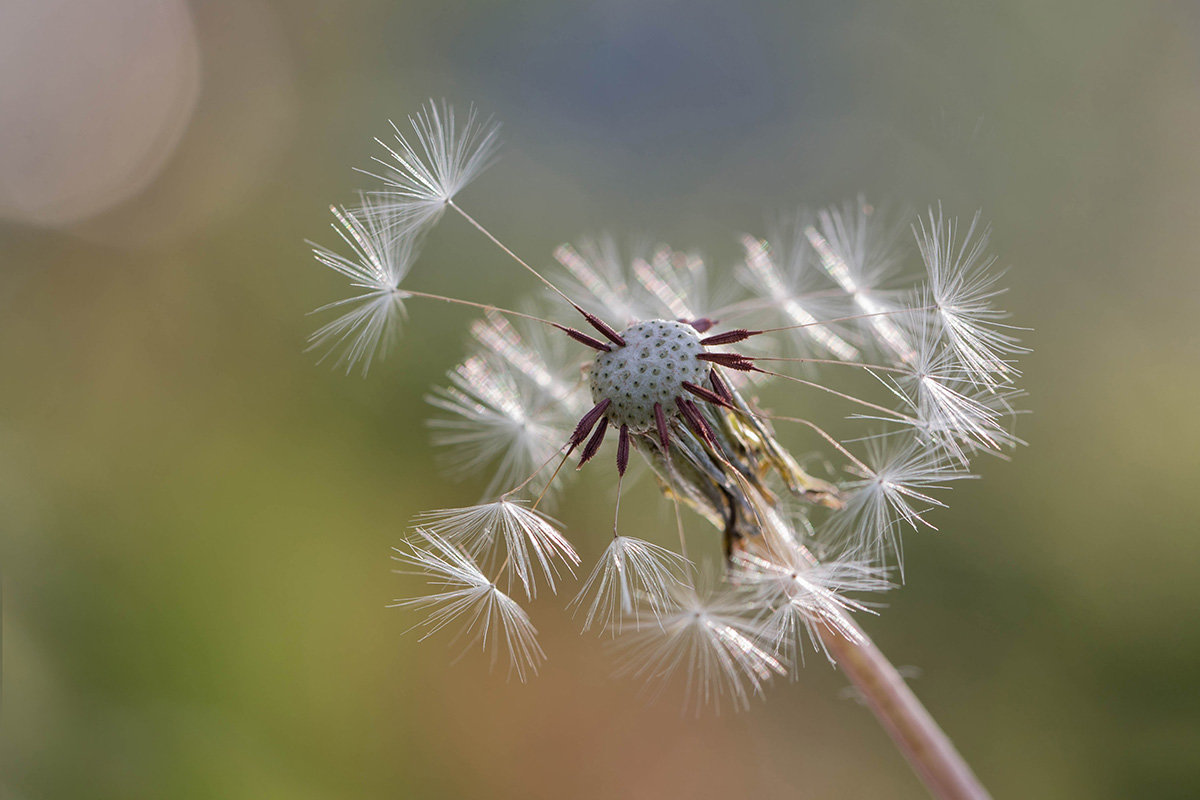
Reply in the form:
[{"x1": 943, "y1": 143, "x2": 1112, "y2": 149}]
[{"x1": 2, "y1": 1, "x2": 1198, "y2": 798}]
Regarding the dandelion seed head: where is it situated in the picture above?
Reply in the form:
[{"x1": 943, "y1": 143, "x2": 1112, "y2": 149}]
[{"x1": 589, "y1": 320, "x2": 709, "y2": 433}]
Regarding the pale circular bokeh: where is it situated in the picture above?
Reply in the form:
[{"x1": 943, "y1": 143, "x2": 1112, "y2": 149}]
[{"x1": 0, "y1": 0, "x2": 202, "y2": 227}]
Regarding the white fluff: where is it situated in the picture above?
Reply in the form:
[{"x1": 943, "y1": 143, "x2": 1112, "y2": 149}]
[
  {"x1": 569, "y1": 536, "x2": 692, "y2": 635},
  {"x1": 414, "y1": 500, "x2": 579, "y2": 600},
  {"x1": 364, "y1": 100, "x2": 500, "y2": 236},
  {"x1": 307, "y1": 201, "x2": 417, "y2": 376},
  {"x1": 390, "y1": 529, "x2": 544, "y2": 682}
]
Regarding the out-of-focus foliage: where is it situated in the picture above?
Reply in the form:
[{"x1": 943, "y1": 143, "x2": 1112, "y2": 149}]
[{"x1": 2, "y1": 1, "x2": 1198, "y2": 798}]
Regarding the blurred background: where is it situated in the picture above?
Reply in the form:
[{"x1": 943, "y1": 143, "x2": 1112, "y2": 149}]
[{"x1": 2, "y1": 0, "x2": 1198, "y2": 797}]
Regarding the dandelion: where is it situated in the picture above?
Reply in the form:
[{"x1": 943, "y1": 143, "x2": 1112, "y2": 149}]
[{"x1": 306, "y1": 101, "x2": 1026, "y2": 799}]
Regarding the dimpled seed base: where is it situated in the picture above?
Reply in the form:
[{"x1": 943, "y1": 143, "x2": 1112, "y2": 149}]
[{"x1": 590, "y1": 320, "x2": 709, "y2": 432}]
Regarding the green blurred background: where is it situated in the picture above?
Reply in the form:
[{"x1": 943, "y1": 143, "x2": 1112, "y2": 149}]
[{"x1": 2, "y1": 1, "x2": 1198, "y2": 797}]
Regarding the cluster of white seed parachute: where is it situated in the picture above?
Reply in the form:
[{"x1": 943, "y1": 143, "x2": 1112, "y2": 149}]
[{"x1": 307, "y1": 101, "x2": 1025, "y2": 711}]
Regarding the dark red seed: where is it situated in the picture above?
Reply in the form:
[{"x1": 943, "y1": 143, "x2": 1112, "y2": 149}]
[
  {"x1": 653, "y1": 402, "x2": 670, "y2": 455},
  {"x1": 682, "y1": 381, "x2": 732, "y2": 409},
  {"x1": 569, "y1": 398, "x2": 611, "y2": 449},
  {"x1": 555, "y1": 324, "x2": 611, "y2": 352},
  {"x1": 709, "y1": 370, "x2": 734, "y2": 404},
  {"x1": 685, "y1": 317, "x2": 717, "y2": 333},
  {"x1": 675, "y1": 396, "x2": 718, "y2": 448},
  {"x1": 697, "y1": 352, "x2": 757, "y2": 371},
  {"x1": 616, "y1": 424, "x2": 631, "y2": 476},
  {"x1": 700, "y1": 329, "x2": 760, "y2": 346},
  {"x1": 577, "y1": 308, "x2": 626, "y2": 347},
  {"x1": 578, "y1": 417, "x2": 609, "y2": 467}
]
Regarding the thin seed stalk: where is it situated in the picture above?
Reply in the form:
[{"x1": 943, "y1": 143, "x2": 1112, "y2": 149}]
[{"x1": 818, "y1": 614, "x2": 990, "y2": 800}]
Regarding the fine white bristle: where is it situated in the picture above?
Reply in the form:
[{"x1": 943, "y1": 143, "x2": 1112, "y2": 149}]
[
  {"x1": 615, "y1": 581, "x2": 785, "y2": 714},
  {"x1": 307, "y1": 201, "x2": 418, "y2": 376},
  {"x1": 414, "y1": 500, "x2": 579, "y2": 599},
  {"x1": 469, "y1": 311, "x2": 590, "y2": 415},
  {"x1": 806, "y1": 201, "x2": 916, "y2": 365},
  {"x1": 728, "y1": 486, "x2": 891, "y2": 668},
  {"x1": 363, "y1": 100, "x2": 500, "y2": 236},
  {"x1": 915, "y1": 207, "x2": 1026, "y2": 386},
  {"x1": 553, "y1": 238, "x2": 655, "y2": 327},
  {"x1": 427, "y1": 353, "x2": 576, "y2": 499},
  {"x1": 390, "y1": 529, "x2": 544, "y2": 682},
  {"x1": 733, "y1": 538, "x2": 889, "y2": 670},
  {"x1": 569, "y1": 536, "x2": 692, "y2": 635},
  {"x1": 738, "y1": 232, "x2": 860, "y2": 361},
  {"x1": 828, "y1": 437, "x2": 970, "y2": 571},
  {"x1": 553, "y1": 238, "x2": 738, "y2": 332},
  {"x1": 877, "y1": 326, "x2": 1021, "y2": 463}
]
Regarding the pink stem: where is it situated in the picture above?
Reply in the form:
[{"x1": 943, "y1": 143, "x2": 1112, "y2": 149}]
[{"x1": 819, "y1": 616, "x2": 991, "y2": 800}]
